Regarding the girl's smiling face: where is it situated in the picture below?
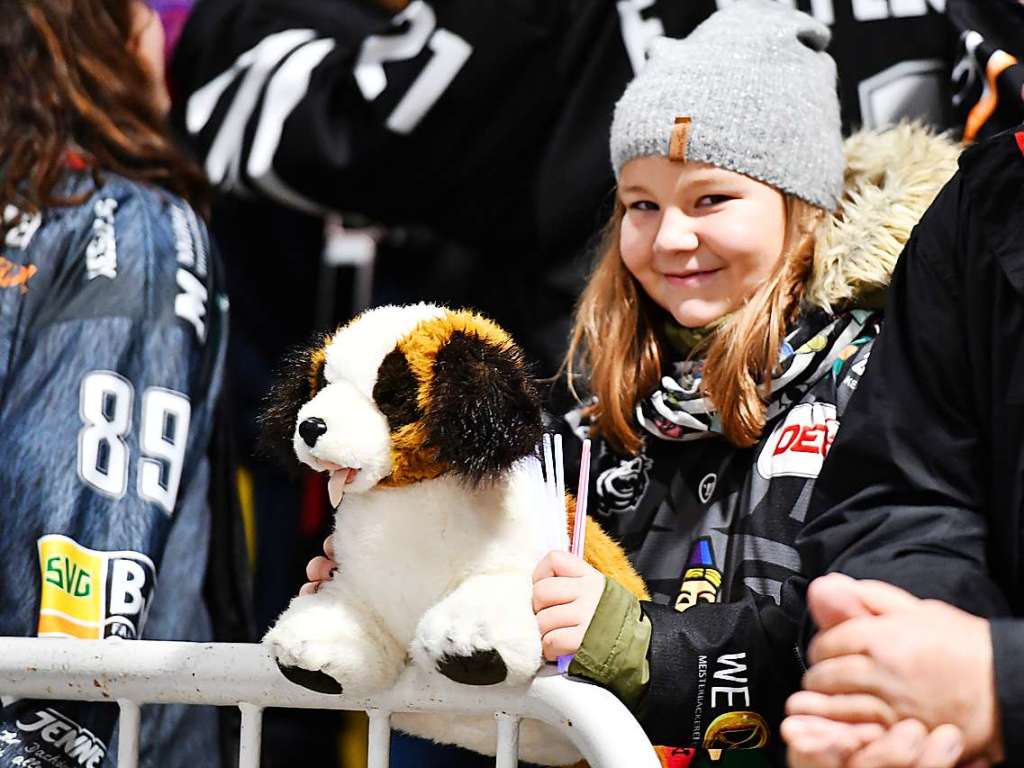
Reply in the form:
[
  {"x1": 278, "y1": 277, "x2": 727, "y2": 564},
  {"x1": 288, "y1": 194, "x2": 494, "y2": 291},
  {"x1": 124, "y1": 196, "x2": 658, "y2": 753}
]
[{"x1": 618, "y1": 156, "x2": 787, "y2": 328}]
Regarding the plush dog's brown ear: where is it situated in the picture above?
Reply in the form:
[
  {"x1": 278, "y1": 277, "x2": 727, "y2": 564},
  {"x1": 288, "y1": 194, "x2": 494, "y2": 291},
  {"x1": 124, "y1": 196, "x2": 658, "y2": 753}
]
[
  {"x1": 424, "y1": 329, "x2": 542, "y2": 485},
  {"x1": 257, "y1": 331, "x2": 331, "y2": 469}
]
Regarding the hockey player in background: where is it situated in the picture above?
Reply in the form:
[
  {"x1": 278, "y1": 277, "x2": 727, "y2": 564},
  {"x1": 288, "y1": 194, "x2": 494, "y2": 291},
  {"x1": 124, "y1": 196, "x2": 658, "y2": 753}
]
[{"x1": 0, "y1": 1, "x2": 231, "y2": 765}]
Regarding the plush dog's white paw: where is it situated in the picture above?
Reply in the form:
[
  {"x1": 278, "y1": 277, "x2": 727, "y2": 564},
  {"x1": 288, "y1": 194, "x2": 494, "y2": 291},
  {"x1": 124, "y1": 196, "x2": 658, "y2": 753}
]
[
  {"x1": 264, "y1": 592, "x2": 404, "y2": 696},
  {"x1": 410, "y1": 575, "x2": 543, "y2": 686}
]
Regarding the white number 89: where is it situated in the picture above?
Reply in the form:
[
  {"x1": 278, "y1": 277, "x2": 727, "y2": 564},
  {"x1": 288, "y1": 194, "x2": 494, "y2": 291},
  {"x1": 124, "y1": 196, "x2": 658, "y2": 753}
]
[{"x1": 77, "y1": 372, "x2": 191, "y2": 516}]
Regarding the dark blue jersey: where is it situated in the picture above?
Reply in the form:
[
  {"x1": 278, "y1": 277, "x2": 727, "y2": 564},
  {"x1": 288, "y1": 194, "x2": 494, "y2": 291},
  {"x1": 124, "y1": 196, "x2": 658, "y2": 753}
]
[{"x1": 0, "y1": 170, "x2": 227, "y2": 768}]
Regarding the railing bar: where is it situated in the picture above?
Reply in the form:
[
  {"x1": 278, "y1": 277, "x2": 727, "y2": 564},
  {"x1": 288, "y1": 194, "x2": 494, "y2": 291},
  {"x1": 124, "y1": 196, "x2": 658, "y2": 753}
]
[
  {"x1": 495, "y1": 712, "x2": 520, "y2": 768},
  {"x1": 366, "y1": 709, "x2": 391, "y2": 768},
  {"x1": 0, "y1": 638, "x2": 663, "y2": 767},
  {"x1": 238, "y1": 702, "x2": 264, "y2": 768},
  {"x1": 116, "y1": 699, "x2": 141, "y2": 768}
]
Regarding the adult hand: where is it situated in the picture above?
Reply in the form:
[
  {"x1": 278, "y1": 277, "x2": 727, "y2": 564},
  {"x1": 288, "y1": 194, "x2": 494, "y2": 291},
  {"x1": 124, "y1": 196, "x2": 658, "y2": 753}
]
[
  {"x1": 797, "y1": 574, "x2": 1003, "y2": 764},
  {"x1": 784, "y1": 715, "x2": 973, "y2": 768},
  {"x1": 298, "y1": 534, "x2": 336, "y2": 595},
  {"x1": 532, "y1": 550, "x2": 605, "y2": 661},
  {"x1": 784, "y1": 572, "x2": 898, "y2": 768}
]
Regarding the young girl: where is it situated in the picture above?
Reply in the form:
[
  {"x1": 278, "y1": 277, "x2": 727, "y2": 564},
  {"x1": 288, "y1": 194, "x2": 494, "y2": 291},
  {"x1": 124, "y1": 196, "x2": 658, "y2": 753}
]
[
  {"x1": 527, "y1": 0, "x2": 959, "y2": 764},
  {"x1": 303, "y1": 1, "x2": 958, "y2": 763}
]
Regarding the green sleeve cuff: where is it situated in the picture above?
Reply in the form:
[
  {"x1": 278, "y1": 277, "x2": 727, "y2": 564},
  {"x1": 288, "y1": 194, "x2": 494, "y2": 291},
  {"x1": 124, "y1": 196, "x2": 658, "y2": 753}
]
[{"x1": 568, "y1": 577, "x2": 652, "y2": 712}]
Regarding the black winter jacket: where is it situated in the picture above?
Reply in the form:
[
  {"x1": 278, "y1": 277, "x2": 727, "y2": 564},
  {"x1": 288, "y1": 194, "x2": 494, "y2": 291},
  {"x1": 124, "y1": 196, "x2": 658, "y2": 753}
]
[
  {"x1": 559, "y1": 323, "x2": 876, "y2": 763},
  {"x1": 799, "y1": 126, "x2": 1024, "y2": 762}
]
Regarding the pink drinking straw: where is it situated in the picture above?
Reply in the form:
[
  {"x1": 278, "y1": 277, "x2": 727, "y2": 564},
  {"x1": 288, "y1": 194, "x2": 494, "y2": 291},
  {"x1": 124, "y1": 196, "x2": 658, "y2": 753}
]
[{"x1": 558, "y1": 438, "x2": 591, "y2": 673}]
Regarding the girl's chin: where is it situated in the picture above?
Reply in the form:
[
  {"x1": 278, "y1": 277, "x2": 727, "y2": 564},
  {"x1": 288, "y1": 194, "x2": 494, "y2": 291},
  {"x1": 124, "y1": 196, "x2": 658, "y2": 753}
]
[{"x1": 669, "y1": 302, "x2": 731, "y2": 329}]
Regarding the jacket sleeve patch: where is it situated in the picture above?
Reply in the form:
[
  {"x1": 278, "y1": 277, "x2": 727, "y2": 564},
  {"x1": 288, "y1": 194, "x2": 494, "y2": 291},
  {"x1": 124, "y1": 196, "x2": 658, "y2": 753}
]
[{"x1": 756, "y1": 402, "x2": 839, "y2": 480}]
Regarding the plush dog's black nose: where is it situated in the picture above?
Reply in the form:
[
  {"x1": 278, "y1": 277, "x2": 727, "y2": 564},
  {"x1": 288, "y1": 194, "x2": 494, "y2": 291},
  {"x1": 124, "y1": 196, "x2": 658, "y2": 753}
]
[{"x1": 298, "y1": 417, "x2": 328, "y2": 448}]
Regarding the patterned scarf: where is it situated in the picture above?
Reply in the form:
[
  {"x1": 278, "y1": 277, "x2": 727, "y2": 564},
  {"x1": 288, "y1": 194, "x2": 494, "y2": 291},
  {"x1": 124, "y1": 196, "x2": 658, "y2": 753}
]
[{"x1": 637, "y1": 309, "x2": 876, "y2": 441}]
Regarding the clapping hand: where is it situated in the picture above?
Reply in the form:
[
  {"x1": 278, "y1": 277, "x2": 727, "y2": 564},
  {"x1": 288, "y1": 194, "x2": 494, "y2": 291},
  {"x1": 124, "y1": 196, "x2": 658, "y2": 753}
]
[{"x1": 783, "y1": 574, "x2": 1002, "y2": 768}]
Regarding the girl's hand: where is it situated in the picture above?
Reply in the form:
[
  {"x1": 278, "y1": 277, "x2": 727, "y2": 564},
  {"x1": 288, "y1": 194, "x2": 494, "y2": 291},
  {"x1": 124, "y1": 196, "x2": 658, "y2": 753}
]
[
  {"x1": 532, "y1": 550, "x2": 606, "y2": 661},
  {"x1": 299, "y1": 535, "x2": 337, "y2": 595}
]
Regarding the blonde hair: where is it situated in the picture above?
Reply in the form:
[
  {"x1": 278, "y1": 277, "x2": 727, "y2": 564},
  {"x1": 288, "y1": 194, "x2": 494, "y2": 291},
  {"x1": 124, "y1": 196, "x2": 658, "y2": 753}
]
[{"x1": 565, "y1": 194, "x2": 825, "y2": 454}]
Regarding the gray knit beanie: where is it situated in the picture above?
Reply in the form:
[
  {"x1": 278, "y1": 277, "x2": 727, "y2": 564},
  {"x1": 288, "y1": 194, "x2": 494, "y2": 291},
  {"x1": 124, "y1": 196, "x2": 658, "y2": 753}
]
[{"x1": 609, "y1": 0, "x2": 844, "y2": 211}]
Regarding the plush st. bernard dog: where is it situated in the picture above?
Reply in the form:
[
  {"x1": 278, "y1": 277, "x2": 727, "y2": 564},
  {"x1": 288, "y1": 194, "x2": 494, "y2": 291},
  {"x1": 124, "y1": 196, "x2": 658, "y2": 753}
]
[{"x1": 260, "y1": 303, "x2": 647, "y2": 765}]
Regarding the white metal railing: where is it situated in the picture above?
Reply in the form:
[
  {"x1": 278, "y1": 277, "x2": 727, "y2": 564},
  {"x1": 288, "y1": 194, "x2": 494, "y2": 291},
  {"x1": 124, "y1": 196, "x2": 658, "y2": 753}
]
[{"x1": 0, "y1": 638, "x2": 659, "y2": 768}]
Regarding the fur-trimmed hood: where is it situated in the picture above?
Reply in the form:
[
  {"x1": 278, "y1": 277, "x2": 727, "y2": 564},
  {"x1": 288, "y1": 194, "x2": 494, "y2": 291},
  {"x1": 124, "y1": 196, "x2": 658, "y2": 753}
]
[{"x1": 806, "y1": 123, "x2": 961, "y2": 311}]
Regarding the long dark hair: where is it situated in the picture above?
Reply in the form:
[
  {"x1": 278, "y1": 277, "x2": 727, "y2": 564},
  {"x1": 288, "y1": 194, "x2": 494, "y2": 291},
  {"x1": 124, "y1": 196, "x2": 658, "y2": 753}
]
[{"x1": 0, "y1": 0, "x2": 207, "y2": 223}]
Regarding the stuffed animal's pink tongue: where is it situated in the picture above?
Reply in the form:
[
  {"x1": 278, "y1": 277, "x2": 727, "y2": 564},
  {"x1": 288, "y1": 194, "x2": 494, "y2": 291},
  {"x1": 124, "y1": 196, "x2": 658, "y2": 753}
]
[{"x1": 327, "y1": 468, "x2": 358, "y2": 508}]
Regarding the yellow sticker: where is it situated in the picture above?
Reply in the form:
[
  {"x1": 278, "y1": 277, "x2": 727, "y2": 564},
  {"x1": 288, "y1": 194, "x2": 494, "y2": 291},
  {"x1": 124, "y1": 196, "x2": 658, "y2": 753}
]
[{"x1": 37, "y1": 535, "x2": 156, "y2": 640}]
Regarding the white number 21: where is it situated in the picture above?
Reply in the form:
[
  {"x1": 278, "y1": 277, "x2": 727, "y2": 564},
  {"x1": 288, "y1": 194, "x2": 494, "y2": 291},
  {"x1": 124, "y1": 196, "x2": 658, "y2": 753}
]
[
  {"x1": 78, "y1": 372, "x2": 191, "y2": 515},
  {"x1": 354, "y1": 0, "x2": 472, "y2": 134}
]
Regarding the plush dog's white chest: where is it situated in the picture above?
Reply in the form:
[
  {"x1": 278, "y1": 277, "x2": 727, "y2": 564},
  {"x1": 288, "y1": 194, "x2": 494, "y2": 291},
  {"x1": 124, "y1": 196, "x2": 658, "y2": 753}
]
[{"x1": 333, "y1": 473, "x2": 539, "y2": 643}]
